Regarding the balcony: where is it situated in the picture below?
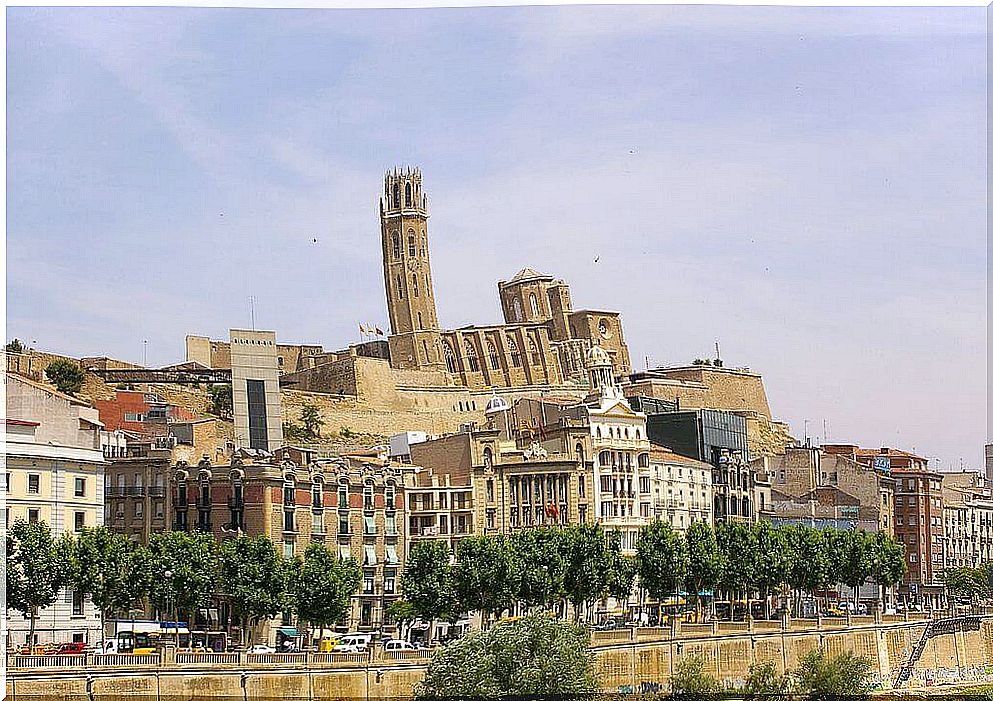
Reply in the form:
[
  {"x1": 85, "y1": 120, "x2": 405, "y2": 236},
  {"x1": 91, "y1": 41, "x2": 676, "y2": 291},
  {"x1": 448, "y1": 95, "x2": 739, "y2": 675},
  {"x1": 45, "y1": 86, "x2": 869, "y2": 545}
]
[
  {"x1": 148, "y1": 486, "x2": 166, "y2": 498},
  {"x1": 105, "y1": 486, "x2": 125, "y2": 497},
  {"x1": 125, "y1": 486, "x2": 146, "y2": 497}
]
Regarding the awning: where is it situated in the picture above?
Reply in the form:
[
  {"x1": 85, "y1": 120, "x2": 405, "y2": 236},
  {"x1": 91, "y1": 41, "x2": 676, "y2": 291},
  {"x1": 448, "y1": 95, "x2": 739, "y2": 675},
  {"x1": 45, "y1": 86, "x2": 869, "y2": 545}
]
[
  {"x1": 277, "y1": 627, "x2": 299, "y2": 637},
  {"x1": 364, "y1": 545, "x2": 377, "y2": 565},
  {"x1": 385, "y1": 545, "x2": 400, "y2": 565}
]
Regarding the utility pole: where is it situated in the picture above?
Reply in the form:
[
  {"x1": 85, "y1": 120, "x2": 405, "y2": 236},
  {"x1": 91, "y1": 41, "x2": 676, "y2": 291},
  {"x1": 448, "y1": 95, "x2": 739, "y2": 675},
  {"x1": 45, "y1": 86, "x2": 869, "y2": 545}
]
[
  {"x1": 249, "y1": 296, "x2": 256, "y2": 331},
  {"x1": 142, "y1": 340, "x2": 148, "y2": 367}
]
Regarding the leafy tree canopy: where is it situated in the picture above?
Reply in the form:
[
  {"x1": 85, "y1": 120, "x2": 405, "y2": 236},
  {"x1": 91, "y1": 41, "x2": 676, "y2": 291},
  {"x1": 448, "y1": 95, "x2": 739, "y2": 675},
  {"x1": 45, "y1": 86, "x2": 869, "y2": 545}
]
[
  {"x1": 45, "y1": 359, "x2": 85, "y2": 395},
  {"x1": 66, "y1": 527, "x2": 151, "y2": 627},
  {"x1": 147, "y1": 531, "x2": 220, "y2": 619},
  {"x1": 415, "y1": 615, "x2": 599, "y2": 699},
  {"x1": 289, "y1": 542, "x2": 361, "y2": 633},
  {"x1": 220, "y1": 535, "x2": 290, "y2": 632},
  {"x1": 793, "y1": 649, "x2": 873, "y2": 701},
  {"x1": 401, "y1": 540, "x2": 460, "y2": 623},
  {"x1": 670, "y1": 654, "x2": 723, "y2": 696}
]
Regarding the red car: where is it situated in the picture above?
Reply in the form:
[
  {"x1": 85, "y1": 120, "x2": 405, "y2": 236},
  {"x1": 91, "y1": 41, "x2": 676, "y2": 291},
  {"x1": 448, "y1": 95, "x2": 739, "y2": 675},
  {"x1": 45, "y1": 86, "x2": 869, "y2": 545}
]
[{"x1": 47, "y1": 642, "x2": 87, "y2": 655}]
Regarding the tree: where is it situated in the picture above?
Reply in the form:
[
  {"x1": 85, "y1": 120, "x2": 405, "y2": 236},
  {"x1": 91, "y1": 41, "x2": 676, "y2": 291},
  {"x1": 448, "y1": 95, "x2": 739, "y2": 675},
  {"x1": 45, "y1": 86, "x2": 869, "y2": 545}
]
[
  {"x1": 289, "y1": 542, "x2": 361, "y2": 639},
  {"x1": 44, "y1": 359, "x2": 85, "y2": 395},
  {"x1": 670, "y1": 654, "x2": 722, "y2": 696},
  {"x1": 838, "y1": 529, "x2": 875, "y2": 604},
  {"x1": 452, "y1": 535, "x2": 519, "y2": 624},
  {"x1": 299, "y1": 405, "x2": 324, "y2": 440},
  {"x1": 685, "y1": 521, "x2": 722, "y2": 621},
  {"x1": 793, "y1": 649, "x2": 873, "y2": 700},
  {"x1": 208, "y1": 384, "x2": 233, "y2": 419},
  {"x1": 787, "y1": 525, "x2": 831, "y2": 615},
  {"x1": 609, "y1": 553, "x2": 638, "y2": 610},
  {"x1": 717, "y1": 521, "x2": 759, "y2": 609},
  {"x1": 636, "y1": 519, "x2": 687, "y2": 604},
  {"x1": 871, "y1": 532, "x2": 907, "y2": 609},
  {"x1": 743, "y1": 660, "x2": 791, "y2": 699},
  {"x1": 6, "y1": 338, "x2": 24, "y2": 353},
  {"x1": 401, "y1": 541, "x2": 460, "y2": 625},
  {"x1": 511, "y1": 527, "x2": 567, "y2": 612},
  {"x1": 753, "y1": 521, "x2": 791, "y2": 618},
  {"x1": 562, "y1": 523, "x2": 615, "y2": 621},
  {"x1": 219, "y1": 536, "x2": 290, "y2": 644},
  {"x1": 147, "y1": 531, "x2": 219, "y2": 627},
  {"x1": 6, "y1": 520, "x2": 68, "y2": 644},
  {"x1": 66, "y1": 527, "x2": 152, "y2": 639},
  {"x1": 415, "y1": 615, "x2": 599, "y2": 699}
]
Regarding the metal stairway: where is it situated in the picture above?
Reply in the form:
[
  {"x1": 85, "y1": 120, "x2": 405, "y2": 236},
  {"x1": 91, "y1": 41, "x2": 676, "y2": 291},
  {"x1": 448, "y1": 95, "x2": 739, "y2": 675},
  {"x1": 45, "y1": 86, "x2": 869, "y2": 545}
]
[{"x1": 893, "y1": 615, "x2": 982, "y2": 689}]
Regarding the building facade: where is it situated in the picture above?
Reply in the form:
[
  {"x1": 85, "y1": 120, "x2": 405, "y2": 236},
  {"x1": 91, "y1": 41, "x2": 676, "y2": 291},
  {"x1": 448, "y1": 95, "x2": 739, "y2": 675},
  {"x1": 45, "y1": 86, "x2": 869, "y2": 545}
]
[
  {"x1": 230, "y1": 329, "x2": 283, "y2": 452},
  {"x1": 941, "y1": 471, "x2": 993, "y2": 571},
  {"x1": 4, "y1": 373, "x2": 106, "y2": 646},
  {"x1": 647, "y1": 446, "x2": 713, "y2": 531}
]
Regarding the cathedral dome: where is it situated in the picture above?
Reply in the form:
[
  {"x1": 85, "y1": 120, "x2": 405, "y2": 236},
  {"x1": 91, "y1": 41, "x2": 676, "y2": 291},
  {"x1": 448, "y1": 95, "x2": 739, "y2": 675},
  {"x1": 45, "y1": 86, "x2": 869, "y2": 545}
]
[
  {"x1": 484, "y1": 395, "x2": 510, "y2": 414},
  {"x1": 586, "y1": 344, "x2": 612, "y2": 368}
]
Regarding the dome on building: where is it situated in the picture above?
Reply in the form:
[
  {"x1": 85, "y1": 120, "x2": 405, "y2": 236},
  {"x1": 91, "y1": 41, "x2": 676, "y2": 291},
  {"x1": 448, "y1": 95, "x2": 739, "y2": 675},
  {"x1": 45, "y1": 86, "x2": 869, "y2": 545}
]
[
  {"x1": 484, "y1": 395, "x2": 510, "y2": 414},
  {"x1": 586, "y1": 344, "x2": 612, "y2": 368},
  {"x1": 508, "y1": 267, "x2": 553, "y2": 284}
]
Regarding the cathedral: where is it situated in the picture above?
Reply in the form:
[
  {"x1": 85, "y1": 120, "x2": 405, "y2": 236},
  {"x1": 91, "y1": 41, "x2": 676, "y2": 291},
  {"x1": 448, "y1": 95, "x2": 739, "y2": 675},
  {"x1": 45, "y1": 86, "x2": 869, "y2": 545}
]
[{"x1": 380, "y1": 167, "x2": 632, "y2": 390}]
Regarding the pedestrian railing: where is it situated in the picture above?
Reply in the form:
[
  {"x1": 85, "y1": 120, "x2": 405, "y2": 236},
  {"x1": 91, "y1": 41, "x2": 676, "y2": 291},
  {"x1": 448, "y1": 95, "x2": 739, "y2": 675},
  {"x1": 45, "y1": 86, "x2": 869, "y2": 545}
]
[
  {"x1": 382, "y1": 649, "x2": 432, "y2": 661},
  {"x1": 9, "y1": 655, "x2": 87, "y2": 669},
  {"x1": 311, "y1": 652, "x2": 369, "y2": 664},
  {"x1": 92, "y1": 654, "x2": 161, "y2": 666},
  {"x1": 176, "y1": 652, "x2": 240, "y2": 665},
  {"x1": 678, "y1": 623, "x2": 714, "y2": 637},
  {"x1": 247, "y1": 652, "x2": 307, "y2": 665}
]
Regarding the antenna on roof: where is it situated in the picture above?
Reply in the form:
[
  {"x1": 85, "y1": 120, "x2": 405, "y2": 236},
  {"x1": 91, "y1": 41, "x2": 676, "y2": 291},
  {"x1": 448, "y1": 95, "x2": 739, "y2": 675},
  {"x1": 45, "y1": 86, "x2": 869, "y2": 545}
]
[
  {"x1": 249, "y1": 296, "x2": 256, "y2": 331},
  {"x1": 715, "y1": 340, "x2": 721, "y2": 362}
]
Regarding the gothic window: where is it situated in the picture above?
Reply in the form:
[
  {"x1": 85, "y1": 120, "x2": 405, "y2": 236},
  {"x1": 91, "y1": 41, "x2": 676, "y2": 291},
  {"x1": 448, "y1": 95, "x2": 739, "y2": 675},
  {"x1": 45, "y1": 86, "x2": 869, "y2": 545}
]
[
  {"x1": 422, "y1": 340, "x2": 429, "y2": 360},
  {"x1": 392, "y1": 231, "x2": 401, "y2": 258},
  {"x1": 443, "y1": 342, "x2": 457, "y2": 374},
  {"x1": 392, "y1": 183, "x2": 400, "y2": 207},
  {"x1": 418, "y1": 312, "x2": 423, "y2": 330},
  {"x1": 507, "y1": 338, "x2": 521, "y2": 367},
  {"x1": 530, "y1": 293, "x2": 540, "y2": 317},
  {"x1": 420, "y1": 236, "x2": 426, "y2": 257},
  {"x1": 408, "y1": 232, "x2": 416, "y2": 257},
  {"x1": 529, "y1": 337, "x2": 541, "y2": 365},
  {"x1": 413, "y1": 275, "x2": 419, "y2": 297},
  {"x1": 512, "y1": 297, "x2": 523, "y2": 322},
  {"x1": 405, "y1": 182, "x2": 412, "y2": 207},
  {"x1": 486, "y1": 339, "x2": 500, "y2": 369},
  {"x1": 465, "y1": 341, "x2": 480, "y2": 372},
  {"x1": 396, "y1": 274, "x2": 403, "y2": 299}
]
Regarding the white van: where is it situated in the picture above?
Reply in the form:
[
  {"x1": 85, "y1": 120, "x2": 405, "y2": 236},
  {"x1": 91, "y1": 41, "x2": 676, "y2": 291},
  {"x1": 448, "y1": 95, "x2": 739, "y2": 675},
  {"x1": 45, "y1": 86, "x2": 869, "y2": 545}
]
[{"x1": 338, "y1": 633, "x2": 372, "y2": 652}]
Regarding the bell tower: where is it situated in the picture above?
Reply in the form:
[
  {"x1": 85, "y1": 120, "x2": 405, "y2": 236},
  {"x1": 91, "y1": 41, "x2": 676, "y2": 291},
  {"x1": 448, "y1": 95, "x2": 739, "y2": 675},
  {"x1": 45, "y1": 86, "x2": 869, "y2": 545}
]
[{"x1": 380, "y1": 167, "x2": 444, "y2": 371}]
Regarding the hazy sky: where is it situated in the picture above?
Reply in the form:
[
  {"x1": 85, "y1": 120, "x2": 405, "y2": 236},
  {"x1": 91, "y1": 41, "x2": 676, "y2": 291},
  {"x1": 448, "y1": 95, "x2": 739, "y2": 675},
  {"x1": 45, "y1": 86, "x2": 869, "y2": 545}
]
[{"x1": 7, "y1": 6, "x2": 987, "y2": 468}]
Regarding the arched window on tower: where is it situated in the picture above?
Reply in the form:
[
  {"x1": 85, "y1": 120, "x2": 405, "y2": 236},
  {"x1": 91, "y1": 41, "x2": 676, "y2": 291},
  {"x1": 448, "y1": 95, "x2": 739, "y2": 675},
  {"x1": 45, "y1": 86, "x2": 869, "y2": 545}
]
[
  {"x1": 422, "y1": 340, "x2": 429, "y2": 361},
  {"x1": 486, "y1": 339, "x2": 500, "y2": 369},
  {"x1": 465, "y1": 341, "x2": 480, "y2": 372},
  {"x1": 443, "y1": 341, "x2": 457, "y2": 374},
  {"x1": 405, "y1": 183, "x2": 412, "y2": 207},
  {"x1": 392, "y1": 183, "x2": 400, "y2": 207},
  {"x1": 396, "y1": 274, "x2": 404, "y2": 299},
  {"x1": 392, "y1": 231, "x2": 400, "y2": 258},
  {"x1": 512, "y1": 297, "x2": 523, "y2": 322},
  {"x1": 506, "y1": 338, "x2": 521, "y2": 367},
  {"x1": 530, "y1": 293, "x2": 540, "y2": 317},
  {"x1": 420, "y1": 236, "x2": 426, "y2": 257},
  {"x1": 529, "y1": 337, "x2": 541, "y2": 365},
  {"x1": 413, "y1": 275, "x2": 419, "y2": 297},
  {"x1": 418, "y1": 312, "x2": 423, "y2": 330},
  {"x1": 408, "y1": 232, "x2": 416, "y2": 257}
]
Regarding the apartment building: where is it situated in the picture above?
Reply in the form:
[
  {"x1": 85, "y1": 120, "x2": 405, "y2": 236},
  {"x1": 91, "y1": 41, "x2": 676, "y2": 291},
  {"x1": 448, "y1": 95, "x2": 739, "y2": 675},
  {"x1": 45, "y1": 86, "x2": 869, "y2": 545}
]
[
  {"x1": 4, "y1": 373, "x2": 106, "y2": 646},
  {"x1": 647, "y1": 445, "x2": 712, "y2": 531},
  {"x1": 942, "y1": 471, "x2": 993, "y2": 570}
]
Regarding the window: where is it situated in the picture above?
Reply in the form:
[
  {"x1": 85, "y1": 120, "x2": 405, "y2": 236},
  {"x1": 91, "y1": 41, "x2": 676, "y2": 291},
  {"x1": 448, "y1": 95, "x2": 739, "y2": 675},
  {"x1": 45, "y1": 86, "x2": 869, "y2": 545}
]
[
  {"x1": 134, "y1": 502, "x2": 143, "y2": 519},
  {"x1": 385, "y1": 486, "x2": 396, "y2": 511},
  {"x1": 72, "y1": 591, "x2": 84, "y2": 617},
  {"x1": 74, "y1": 478, "x2": 86, "y2": 497},
  {"x1": 364, "y1": 515, "x2": 377, "y2": 535},
  {"x1": 384, "y1": 570, "x2": 397, "y2": 594},
  {"x1": 529, "y1": 337, "x2": 541, "y2": 365},
  {"x1": 363, "y1": 485, "x2": 374, "y2": 510},
  {"x1": 910, "y1": 553, "x2": 918, "y2": 563},
  {"x1": 386, "y1": 544, "x2": 400, "y2": 565},
  {"x1": 364, "y1": 570, "x2": 376, "y2": 595},
  {"x1": 486, "y1": 479, "x2": 494, "y2": 502},
  {"x1": 283, "y1": 541, "x2": 295, "y2": 559},
  {"x1": 3, "y1": 473, "x2": 8, "y2": 492},
  {"x1": 579, "y1": 476, "x2": 586, "y2": 498},
  {"x1": 364, "y1": 545, "x2": 377, "y2": 566},
  {"x1": 246, "y1": 379, "x2": 269, "y2": 450},
  {"x1": 396, "y1": 274, "x2": 404, "y2": 299},
  {"x1": 487, "y1": 339, "x2": 500, "y2": 369},
  {"x1": 486, "y1": 509, "x2": 496, "y2": 529},
  {"x1": 124, "y1": 413, "x2": 144, "y2": 422},
  {"x1": 465, "y1": 341, "x2": 479, "y2": 372},
  {"x1": 529, "y1": 293, "x2": 540, "y2": 317},
  {"x1": 386, "y1": 513, "x2": 397, "y2": 535},
  {"x1": 408, "y1": 232, "x2": 416, "y2": 256},
  {"x1": 339, "y1": 544, "x2": 351, "y2": 560},
  {"x1": 154, "y1": 501, "x2": 164, "y2": 519},
  {"x1": 74, "y1": 512, "x2": 85, "y2": 531},
  {"x1": 312, "y1": 483, "x2": 323, "y2": 510},
  {"x1": 443, "y1": 342, "x2": 457, "y2": 374},
  {"x1": 28, "y1": 509, "x2": 39, "y2": 524},
  {"x1": 361, "y1": 602, "x2": 372, "y2": 627},
  {"x1": 283, "y1": 510, "x2": 295, "y2": 533},
  {"x1": 413, "y1": 274, "x2": 419, "y2": 297},
  {"x1": 507, "y1": 338, "x2": 521, "y2": 367},
  {"x1": 392, "y1": 231, "x2": 401, "y2": 258},
  {"x1": 28, "y1": 474, "x2": 40, "y2": 494}
]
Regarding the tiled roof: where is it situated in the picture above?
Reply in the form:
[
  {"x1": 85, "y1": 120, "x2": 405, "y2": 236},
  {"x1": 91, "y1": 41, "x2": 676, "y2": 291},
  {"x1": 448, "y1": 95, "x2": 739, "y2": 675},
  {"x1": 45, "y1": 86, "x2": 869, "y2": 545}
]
[
  {"x1": 648, "y1": 444, "x2": 710, "y2": 468},
  {"x1": 508, "y1": 267, "x2": 552, "y2": 283}
]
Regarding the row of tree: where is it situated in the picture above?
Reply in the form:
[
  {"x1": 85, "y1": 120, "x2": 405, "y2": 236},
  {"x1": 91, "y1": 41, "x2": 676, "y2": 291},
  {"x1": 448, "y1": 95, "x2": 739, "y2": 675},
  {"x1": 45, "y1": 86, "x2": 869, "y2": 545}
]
[
  {"x1": 399, "y1": 520, "x2": 907, "y2": 626},
  {"x1": 942, "y1": 563, "x2": 993, "y2": 603},
  {"x1": 5, "y1": 521, "x2": 361, "y2": 644}
]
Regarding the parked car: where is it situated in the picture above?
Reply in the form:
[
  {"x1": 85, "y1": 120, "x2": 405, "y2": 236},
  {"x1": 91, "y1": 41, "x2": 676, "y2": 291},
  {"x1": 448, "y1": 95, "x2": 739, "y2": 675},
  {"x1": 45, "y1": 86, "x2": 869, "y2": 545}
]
[
  {"x1": 19, "y1": 643, "x2": 55, "y2": 655},
  {"x1": 383, "y1": 639, "x2": 415, "y2": 651},
  {"x1": 248, "y1": 644, "x2": 276, "y2": 654},
  {"x1": 593, "y1": 618, "x2": 618, "y2": 631},
  {"x1": 47, "y1": 642, "x2": 87, "y2": 655},
  {"x1": 331, "y1": 640, "x2": 364, "y2": 653},
  {"x1": 334, "y1": 633, "x2": 372, "y2": 652}
]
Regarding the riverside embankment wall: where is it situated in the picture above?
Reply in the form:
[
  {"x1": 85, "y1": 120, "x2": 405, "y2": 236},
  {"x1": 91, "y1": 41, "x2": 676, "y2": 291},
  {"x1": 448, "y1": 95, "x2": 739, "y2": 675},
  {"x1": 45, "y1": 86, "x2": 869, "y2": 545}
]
[{"x1": 8, "y1": 616, "x2": 993, "y2": 700}]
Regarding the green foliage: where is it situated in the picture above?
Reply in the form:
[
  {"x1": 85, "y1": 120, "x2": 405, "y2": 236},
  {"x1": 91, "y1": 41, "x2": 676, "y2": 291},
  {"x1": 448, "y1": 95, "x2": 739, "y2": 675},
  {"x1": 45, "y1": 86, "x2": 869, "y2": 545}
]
[
  {"x1": 300, "y1": 405, "x2": 324, "y2": 440},
  {"x1": 44, "y1": 359, "x2": 85, "y2": 395},
  {"x1": 339, "y1": 426, "x2": 355, "y2": 439},
  {"x1": 6, "y1": 338, "x2": 25, "y2": 353},
  {"x1": 743, "y1": 660, "x2": 791, "y2": 699},
  {"x1": 717, "y1": 521, "x2": 759, "y2": 597},
  {"x1": 386, "y1": 599, "x2": 417, "y2": 624},
  {"x1": 511, "y1": 527, "x2": 567, "y2": 610},
  {"x1": 685, "y1": 521, "x2": 722, "y2": 608},
  {"x1": 208, "y1": 383, "x2": 233, "y2": 419},
  {"x1": 871, "y1": 530, "x2": 907, "y2": 591},
  {"x1": 147, "y1": 531, "x2": 220, "y2": 620},
  {"x1": 65, "y1": 527, "x2": 151, "y2": 628},
  {"x1": 453, "y1": 535, "x2": 520, "y2": 621},
  {"x1": 562, "y1": 523, "x2": 615, "y2": 618},
  {"x1": 401, "y1": 540, "x2": 460, "y2": 623},
  {"x1": 283, "y1": 421, "x2": 306, "y2": 442},
  {"x1": 415, "y1": 614, "x2": 599, "y2": 699},
  {"x1": 609, "y1": 553, "x2": 638, "y2": 603},
  {"x1": 793, "y1": 649, "x2": 873, "y2": 700},
  {"x1": 6, "y1": 520, "x2": 68, "y2": 641},
  {"x1": 220, "y1": 536, "x2": 290, "y2": 639},
  {"x1": 753, "y1": 521, "x2": 791, "y2": 602},
  {"x1": 785, "y1": 525, "x2": 832, "y2": 595},
  {"x1": 636, "y1": 519, "x2": 688, "y2": 601},
  {"x1": 289, "y1": 542, "x2": 361, "y2": 633},
  {"x1": 670, "y1": 654, "x2": 722, "y2": 696}
]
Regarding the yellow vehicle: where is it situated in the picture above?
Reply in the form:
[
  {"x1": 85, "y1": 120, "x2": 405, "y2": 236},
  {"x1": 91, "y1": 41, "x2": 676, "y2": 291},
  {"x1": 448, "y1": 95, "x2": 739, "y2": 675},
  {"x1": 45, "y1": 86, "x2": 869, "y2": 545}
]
[{"x1": 317, "y1": 635, "x2": 342, "y2": 652}]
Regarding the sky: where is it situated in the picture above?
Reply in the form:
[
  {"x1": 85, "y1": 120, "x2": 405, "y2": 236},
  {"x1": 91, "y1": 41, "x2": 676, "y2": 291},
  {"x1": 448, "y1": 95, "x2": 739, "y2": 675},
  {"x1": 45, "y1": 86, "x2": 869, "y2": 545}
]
[{"x1": 6, "y1": 5, "x2": 987, "y2": 468}]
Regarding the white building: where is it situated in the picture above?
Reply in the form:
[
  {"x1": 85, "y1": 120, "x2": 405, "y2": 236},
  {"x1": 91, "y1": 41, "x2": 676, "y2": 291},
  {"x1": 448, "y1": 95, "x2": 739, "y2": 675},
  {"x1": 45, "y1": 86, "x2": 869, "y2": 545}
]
[
  {"x1": 648, "y1": 445, "x2": 713, "y2": 532},
  {"x1": 580, "y1": 346, "x2": 652, "y2": 553},
  {"x1": 942, "y1": 471, "x2": 993, "y2": 570},
  {"x1": 5, "y1": 372, "x2": 106, "y2": 646}
]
